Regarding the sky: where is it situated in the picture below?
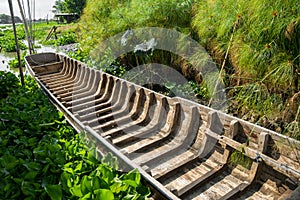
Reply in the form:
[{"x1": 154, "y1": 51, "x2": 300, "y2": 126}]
[{"x1": 0, "y1": 0, "x2": 56, "y2": 19}]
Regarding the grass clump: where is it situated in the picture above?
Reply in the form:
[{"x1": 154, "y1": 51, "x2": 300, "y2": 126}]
[
  {"x1": 192, "y1": 0, "x2": 300, "y2": 136},
  {"x1": 79, "y1": 0, "x2": 194, "y2": 52},
  {"x1": 229, "y1": 147, "x2": 252, "y2": 170}
]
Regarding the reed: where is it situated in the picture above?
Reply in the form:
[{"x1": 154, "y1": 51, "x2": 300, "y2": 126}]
[{"x1": 192, "y1": 0, "x2": 300, "y2": 137}]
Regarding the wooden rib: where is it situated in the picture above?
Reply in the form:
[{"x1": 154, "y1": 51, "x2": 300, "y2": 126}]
[
  {"x1": 184, "y1": 125, "x2": 270, "y2": 199},
  {"x1": 88, "y1": 86, "x2": 141, "y2": 129},
  {"x1": 64, "y1": 71, "x2": 101, "y2": 102},
  {"x1": 59, "y1": 68, "x2": 93, "y2": 98},
  {"x1": 50, "y1": 66, "x2": 87, "y2": 96},
  {"x1": 74, "y1": 78, "x2": 121, "y2": 116},
  {"x1": 131, "y1": 106, "x2": 199, "y2": 166},
  {"x1": 121, "y1": 102, "x2": 180, "y2": 156},
  {"x1": 112, "y1": 97, "x2": 169, "y2": 146},
  {"x1": 93, "y1": 89, "x2": 151, "y2": 134},
  {"x1": 38, "y1": 56, "x2": 68, "y2": 80},
  {"x1": 82, "y1": 83, "x2": 135, "y2": 125},
  {"x1": 44, "y1": 60, "x2": 79, "y2": 86},
  {"x1": 51, "y1": 64, "x2": 85, "y2": 95},
  {"x1": 44, "y1": 58, "x2": 77, "y2": 85},
  {"x1": 51, "y1": 66, "x2": 91, "y2": 100},
  {"x1": 59, "y1": 69, "x2": 98, "y2": 102},
  {"x1": 69, "y1": 74, "x2": 112, "y2": 112},
  {"x1": 99, "y1": 92, "x2": 157, "y2": 138},
  {"x1": 161, "y1": 113, "x2": 232, "y2": 197}
]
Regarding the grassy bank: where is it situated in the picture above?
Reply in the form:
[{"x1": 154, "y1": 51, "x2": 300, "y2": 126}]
[
  {"x1": 192, "y1": 0, "x2": 299, "y2": 138},
  {"x1": 76, "y1": 0, "x2": 299, "y2": 139}
]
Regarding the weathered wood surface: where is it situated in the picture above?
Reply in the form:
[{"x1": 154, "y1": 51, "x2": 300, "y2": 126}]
[{"x1": 25, "y1": 52, "x2": 300, "y2": 200}]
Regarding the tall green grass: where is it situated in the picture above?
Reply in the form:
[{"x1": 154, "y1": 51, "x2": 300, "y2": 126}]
[
  {"x1": 192, "y1": 0, "x2": 300, "y2": 136},
  {"x1": 77, "y1": 0, "x2": 299, "y2": 138},
  {"x1": 79, "y1": 0, "x2": 194, "y2": 51}
]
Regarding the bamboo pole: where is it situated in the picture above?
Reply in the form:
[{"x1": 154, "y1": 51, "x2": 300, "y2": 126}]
[
  {"x1": 8, "y1": 0, "x2": 25, "y2": 86},
  {"x1": 16, "y1": 0, "x2": 34, "y2": 54},
  {"x1": 27, "y1": 0, "x2": 34, "y2": 45}
]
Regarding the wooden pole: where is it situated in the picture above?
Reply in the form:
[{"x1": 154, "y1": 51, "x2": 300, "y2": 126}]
[
  {"x1": 27, "y1": 0, "x2": 34, "y2": 45},
  {"x1": 16, "y1": 0, "x2": 34, "y2": 54},
  {"x1": 8, "y1": 0, "x2": 25, "y2": 86}
]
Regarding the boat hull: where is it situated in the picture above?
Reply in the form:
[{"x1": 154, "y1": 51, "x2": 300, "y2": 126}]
[{"x1": 25, "y1": 52, "x2": 300, "y2": 200}]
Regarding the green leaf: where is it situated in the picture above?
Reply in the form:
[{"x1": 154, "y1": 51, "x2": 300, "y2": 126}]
[
  {"x1": 24, "y1": 162, "x2": 42, "y2": 172},
  {"x1": 93, "y1": 176, "x2": 109, "y2": 190},
  {"x1": 80, "y1": 175, "x2": 92, "y2": 194},
  {"x1": 80, "y1": 192, "x2": 92, "y2": 199},
  {"x1": 121, "y1": 169, "x2": 141, "y2": 188},
  {"x1": 75, "y1": 161, "x2": 83, "y2": 172},
  {"x1": 24, "y1": 171, "x2": 38, "y2": 180},
  {"x1": 123, "y1": 180, "x2": 139, "y2": 188},
  {"x1": 87, "y1": 151, "x2": 98, "y2": 164},
  {"x1": 0, "y1": 155, "x2": 19, "y2": 170},
  {"x1": 122, "y1": 194, "x2": 141, "y2": 200},
  {"x1": 110, "y1": 181, "x2": 128, "y2": 194},
  {"x1": 21, "y1": 181, "x2": 40, "y2": 197},
  {"x1": 94, "y1": 189, "x2": 114, "y2": 200},
  {"x1": 137, "y1": 185, "x2": 151, "y2": 196},
  {"x1": 70, "y1": 184, "x2": 83, "y2": 197},
  {"x1": 98, "y1": 165, "x2": 115, "y2": 185},
  {"x1": 64, "y1": 167, "x2": 74, "y2": 175},
  {"x1": 13, "y1": 178, "x2": 23, "y2": 185},
  {"x1": 60, "y1": 171, "x2": 72, "y2": 189},
  {"x1": 45, "y1": 184, "x2": 62, "y2": 200}
]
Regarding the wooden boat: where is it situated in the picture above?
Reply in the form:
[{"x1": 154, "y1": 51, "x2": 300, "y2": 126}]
[{"x1": 25, "y1": 52, "x2": 300, "y2": 200}]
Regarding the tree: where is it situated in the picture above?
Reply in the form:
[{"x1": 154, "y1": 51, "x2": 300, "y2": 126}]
[
  {"x1": 52, "y1": 0, "x2": 86, "y2": 15},
  {"x1": 0, "y1": 14, "x2": 22, "y2": 24},
  {"x1": 52, "y1": 0, "x2": 64, "y2": 14}
]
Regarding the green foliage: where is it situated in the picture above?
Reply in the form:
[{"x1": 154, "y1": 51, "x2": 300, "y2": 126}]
[
  {"x1": 0, "y1": 26, "x2": 27, "y2": 52},
  {"x1": 8, "y1": 52, "x2": 27, "y2": 68},
  {"x1": 61, "y1": 152, "x2": 150, "y2": 199},
  {"x1": 42, "y1": 31, "x2": 78, "y2": 46},
  {"x1": 0, "y1": 73, "x2": 150, "y2": 199},
  {"x1": 192, "y1": 0, "x2": 300, "y2": 134},
  {"x1": 102, "y1": 64, "x2": 127, "y2": 77},
  {"x1": 165, "y1": 80, "x2": 210, "y2": 102},
  {"x1": 53, "y1": 0, "x2": 87, "y2": 15},
  {"x1": 56, "y1": 32, "x2": 77, "y2": 46},
  {"x1": 79, "y1": 0, "x2": 194, "y2": 51},
  {"x1": 283, "y1": 106, "x2": 300, "y2": 140},
  {"x1": 0, "y1": 71, "x2": 20, "y2": 98},
  {"x1": 67, "y1": 49, "x2": 89, "y2": 62},
  {"x1": 0, "y1": 76, "x2": 68, "y2": 199},
  {"x1": 33, "y1": 21, "x2": 58, "y2": 41},
  {"x1": 229, "y1": 146, "x2": 252, "y2": 169}
]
